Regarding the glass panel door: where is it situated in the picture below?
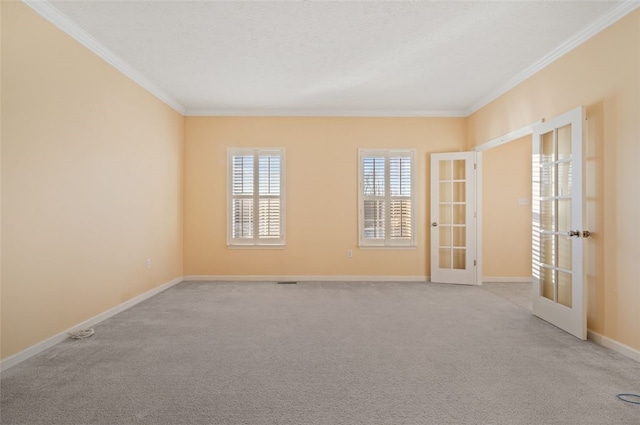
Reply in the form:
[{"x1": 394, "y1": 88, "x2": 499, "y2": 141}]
[
  {"x1": 532, "y1": 106, "x2": 586, "y2": 340},
  {"x1": 536, "y1": 125, "x2": 573, "y2": 307},
  {"x1": 431, "y1": 152, "x2": 476, "y2": 285}
]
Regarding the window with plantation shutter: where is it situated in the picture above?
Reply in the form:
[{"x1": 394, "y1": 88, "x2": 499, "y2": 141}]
[
  {"x1": 359, "y1": 149, "x2": 416, "y2": 247},
  {"x1": 228, "y1": 148, "x2": 285, "y2": 246}
]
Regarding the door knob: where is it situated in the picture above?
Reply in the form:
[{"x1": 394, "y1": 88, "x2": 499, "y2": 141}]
[
  {"x1": 567, "y1": 230, "x2": 581, "y2": 237},
  {"x1": 432, "y1": 222, "x2": 438, "y2": 227}
]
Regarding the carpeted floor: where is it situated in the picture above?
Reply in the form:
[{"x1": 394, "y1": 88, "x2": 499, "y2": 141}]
[
  {"x1": 1, "y1": 281, "x2": 639, "y2": 425},
  {"x1": 481, "y1": 281, "x2": 532, "y2": 311}
]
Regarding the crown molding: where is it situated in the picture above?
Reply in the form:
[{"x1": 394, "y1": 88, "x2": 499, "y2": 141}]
[
  {"x1": 22, "y1": 0, "x2": 187, "y2": 115},
  {"x1": 465, "y1": 0, "x2": 640, "y2": 116},
  {"x1": 22, "y1": 0, "x2": 639, "y2": 119},
  {"x1": 185, "y1": 108, "x2": 467, "y2": 118}
]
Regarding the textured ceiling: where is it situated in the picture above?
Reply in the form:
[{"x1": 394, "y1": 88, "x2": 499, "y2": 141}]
[{"x1": 40, "y1": 0, "x2": 634, "y2": 116}]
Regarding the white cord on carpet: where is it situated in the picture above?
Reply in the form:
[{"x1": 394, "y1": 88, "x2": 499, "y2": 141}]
[{"x1": 68, "y1": 328, "x2": 95, "y2": 339}]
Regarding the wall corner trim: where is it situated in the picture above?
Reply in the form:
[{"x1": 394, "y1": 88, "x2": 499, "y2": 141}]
[
  {"x1": 0, "y1": 276, "x2": 183, "y2": 373},
  {"x1": 21, "y1": 0, "x2": 186, "y2": 115},
  {"x1": 587, "y1": 330, "x2": 640, "y2": 363}
]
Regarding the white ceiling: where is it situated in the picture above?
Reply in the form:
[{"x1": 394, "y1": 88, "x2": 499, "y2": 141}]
[{"x1": 30, "y1": 1, "x2": 638, "y2": 116}]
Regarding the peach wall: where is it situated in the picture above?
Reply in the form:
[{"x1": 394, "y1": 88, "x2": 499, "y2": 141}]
[
  {"x1": 481, "y1": 136, "x2": 532, "y2": 278},
  {"x1": 1, "y1": 2, "x2": 184, "y2": 359},
  {"x1": 468, "y1": 10, "x2": 640, "y2": 350},
  {"x1": 184, "y1": 117, "x2": 466, "y2": 278}
]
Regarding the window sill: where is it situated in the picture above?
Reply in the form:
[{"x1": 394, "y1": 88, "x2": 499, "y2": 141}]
[
  {"x1": 227, "y1": 244, "x2": 285, "y2": 250},
  {"x1": 358, "y1": 245, "x2": 417, "y2": 250}
]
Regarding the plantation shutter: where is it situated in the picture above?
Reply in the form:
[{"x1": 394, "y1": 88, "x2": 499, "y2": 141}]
[
  {"x1": 231, "y1": 155, "x2": 254, "y2": 239},
  {"x1": 359, "y1": 149, "x2": 415, "y2": 247},
  {"x1": 389, "y1": 155, "x2": 412, "y2": 240},
  {"x1": 362, "y1": 155, "x2": 386, "y2": 241},
  {"x1": 229, "y1": 149, "x2": 285, "y2": 246},
  {"x1": 258, "y1": 154, "x2": 281, "y2": 240}
]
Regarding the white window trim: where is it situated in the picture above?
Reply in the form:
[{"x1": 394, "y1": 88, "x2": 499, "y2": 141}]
[
  {"x1": 358, "y1": 149, "x2": 416, "y2": 248},
  {"x1": 227, "y1": 148, "x2": 286, "y2": 247}
]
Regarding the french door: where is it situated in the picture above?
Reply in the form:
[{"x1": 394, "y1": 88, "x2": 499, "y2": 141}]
[
  {"x1": 532, "y1": 106, "x2": 587, "y2": 340},
  {"x1": 430, "y1": 152, "x2": 477, "y2": 285}
]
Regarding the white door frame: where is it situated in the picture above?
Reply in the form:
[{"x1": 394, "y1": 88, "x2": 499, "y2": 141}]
[{"x1": 472, "y1": 120, "x2": 543, "y2": 286}]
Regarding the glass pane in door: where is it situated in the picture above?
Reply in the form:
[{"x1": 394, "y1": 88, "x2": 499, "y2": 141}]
[
  {"x1": 536, "y1": 126, "x2": 574, "y2": 305},
  {"x1": 542, "y1": 132, "x2": 555, "y2": 160},
  {"x1": 452, "y1": 249, "x2": 465, "y2": 269},
  {"x1": 439, "y1": 248, "x2": 451, "y2": 268},
  {"x1": 557, "y1": 200, "x2": 571, "y2": 233},
  {"x1": 453, "y1": 205, "x2": 466, "y2": 224},
  {"x1": 452, "y1": 160, "x2": 465, "y2": 179},
  {"x1": 542, "y1": 268, "x2": 555, "y2": 300},
  {"x1": 452, "y1": 227, "x2": 465, "y2": 247},
  {"x1": 439, "y1": 204, "x2": 452, "y2": 225},
  {"x1": 558, "y1": 162, "x2": 572, "y2": 196},
  {"x1": 558, "y1": 237, "x2": 572, "y2": 270},
  {"x1": 540, "y1": 200, "x2": 554, "y2": 231},
  {"x1": 453, "y1": 183, "x2": 465, "y2": 202},
  {"x1": 439, "y1": 183, "x2": 452, "y2": 202},
  {"x1": 439, "y1": 226, "x2": 451, "y2": 246},
  {"x1": 541, "y1": 165, "x2": 555, "y2": 197},
  {"x1": 437, "y1": 159, "x2": 467, "y2": 272},
  {"x1": 439, "y1": 160, "x2": 451, "y2": 180},
  {"x1": 557, "y1": 125, "x2": 572, "y2": 160},
  {"x1": 540, "y1": 234, "x2": 554, "y2": 265},
  {"x1": 557, "y1": 271, "x2": 572, "y2": 307}
]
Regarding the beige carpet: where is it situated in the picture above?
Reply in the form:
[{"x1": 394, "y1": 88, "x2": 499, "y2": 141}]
[
  {"x1": 481, "y1": 281, "x2": 532, "y2": 311},
  {"x1": 2, "y1": 281, "x2": 639, "y2": 424}
]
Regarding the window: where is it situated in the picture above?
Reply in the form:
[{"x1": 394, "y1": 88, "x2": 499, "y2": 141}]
[
  {"x1": 359, "y1": 149, "x2": 416, "y2": 247},
  {"x1": 228, "y1": 148, "x2": 285, "y2": 246}
]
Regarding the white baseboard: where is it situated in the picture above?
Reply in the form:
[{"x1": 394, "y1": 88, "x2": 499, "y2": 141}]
[
  {"x1": 0, "y1": 276, "x2": 183, "y2": 373},
  {"x1": 482, "y1": 276, "x2": 532, "y2": 283},
  {"x1": 587, "y1": 330, "x2": 640, "y2": 363},
  {"x1": 183, "y1": 275, "x2": 429, "y2": 283}
]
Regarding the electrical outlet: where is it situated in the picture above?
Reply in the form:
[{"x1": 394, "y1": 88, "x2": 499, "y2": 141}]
[
  {"x1": 146, "y1": 259, "x2": 151, "y2": 269},
  {"x1": 347, "y1": 249, "x2": 353, "y2": 258}
]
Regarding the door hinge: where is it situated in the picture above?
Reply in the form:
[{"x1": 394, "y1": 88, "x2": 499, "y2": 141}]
[
  {"x1": 474, "y1": 260, "x2": 477, "y2": 266},
  {"x1": 474, "y1": 163, "x2": 477, "y2": 170}
]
